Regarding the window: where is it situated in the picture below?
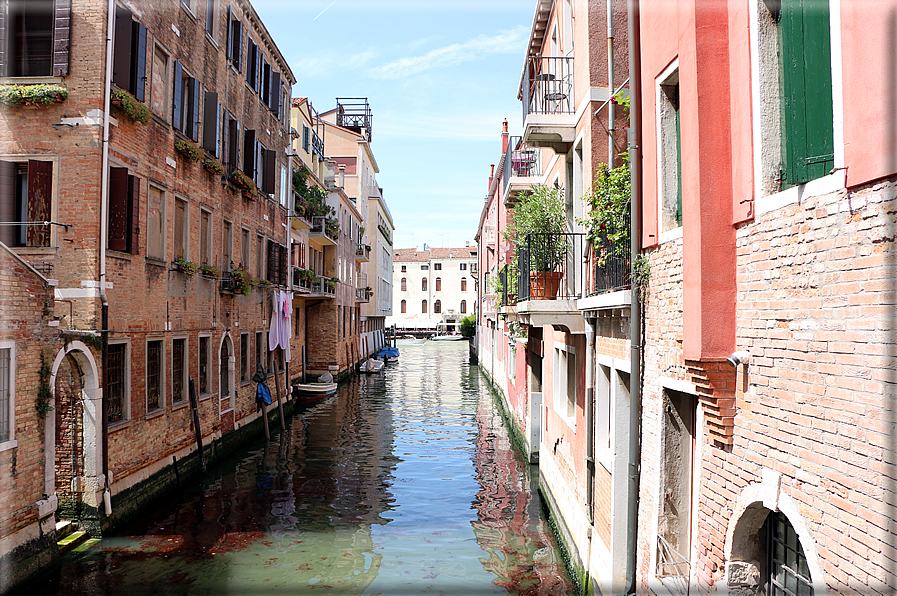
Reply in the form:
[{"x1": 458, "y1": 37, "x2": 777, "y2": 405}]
[
  {"x1": 246, "y1": 39, "x2": 260, "y2": 91},
  {"x1": 112, "y1": 6, "x2": 147, "y2": 101},
  {"x1": 261, "y1": 147, "x2": 276, "y2": 195},
  {"x1": 401, "y1": 299, "x2": 406, "y2": 313},
  {"x1": 241, "y1": 227, "x2": 250, "y2": 268},
  {"x1": 256, "y1": 234, "x2": 265, "y2": 278},
  {"x1": 460, "y1": 300, "x2": 466, "y2": 314},
  {"x1": 255, "y1": 331, "x2": 264, "y2": 374},
  {"x1": 658, "y1": 68, "x2": 682, "y2": 232},
  {"x1": 460, "y1": 263, "x2": 467, "y2": 270},
  {"x1": 221, "y1": 110, "x2": 241, "y2": 170},
  {"x1": 173, "y1": 198, "x2": 187, "y2": 260},
  {"x1": 421, "y1": 264, "x2": 429, "y2": 270},
  {"x1": 150, "y1": 46, "x2": 170, "y2": 119},
  {"x1": 657, "y1": 389, "x2": 696, "y2": 577},
  {"x1": 171, "y1": 337, "x2": 186, "y2": 405},
  {"x1": 421, "y1": 278, "x2": 427, "y2": 291},
  {"x1": 173, "y1": 63, "x2": 200, "y2": 141},
  {"x1": 778, "y1": 0, "x2": 834, "y2": 186},
  {"x1": 421, "y1": 300, "x2": 427, "y2": 314},
  {"x1": 243, "y1": 129, "x2": 259, "y2": 183},
  {"x1": 107, "y1": 342, "x2": 128, "y2": 424},
  {"x1": 401, "y1": 265, "x2": 406, "y2": 272},
  {"x1": 435, "y1": 277, "x2": 442, "y2": 292},
  {"x1": 240, "y1": 333, "x2": 249, "y2": 382},
  {"x1": 181, "y1": 0, "x2": 199, "y2": 15},
  {"x1": 302, "y1": 125, "x2": 310, "y2": 153},
  {"x1": 146, "y1": 185, "x2": 165, "y2": 260},
  {"x1": 0, "y1": 159, "x2": 53, "y2": 248},
  {"x1": 108, "y1": 167, "x2": 140, "y2": 254},
  {"x1": 225, "y1": 6, "x2": 242, "y2": 72},
  {"x1": 220, "y1": 337, "x2": 232, "y2": 411},
  {"x1": 146, "y1": 339, "x2": 163, "y2": 412},
  {"x1": 596, "y1": 366, "x2": 628, "y2": 471},
  {"x1": 434, "y1": 300, "x2": 441, "y2": 314},
  {"x1": 461, "y1": 278, "x2": 467, "y2": 292},
  {"x1": 267, "y1": 240, "x2": 286, "y2": 285},
  {"x1": 198, "y1": 335, "x2": 211, "y2": 395},
  {"x1": 400, "y1": 277, "x2": 407, "y2": 291},
  {"x1": 764, "y1": 512, "x2": 814, "y2": 596},
  {"x1": 222, "y1": 220, "x2": 232, "y2": 270},
  {"x1": 199, "y1": 209, "x2": 211, "y2": 265},
  {"x1": 433, "y1": 263, "x2": 441, "y2": 270},
  {"x1": 202, "y1": 92, "x2": 221, "y2": 157},
  {"x1": 2, "y1": 0, "x2": 70, "y2": 78},
  {"x1": 205, "y1": 0, "x2": 217, "y2": 39},
  {"x1": 0, "y1": 343, "x2": 14, "y2": 446},
  {"x1": 280, "y1": 165, "x2": 288, "y2": 207},
  {"x1": 553, "y1": 343, "x2": 576, "y2": 427}
]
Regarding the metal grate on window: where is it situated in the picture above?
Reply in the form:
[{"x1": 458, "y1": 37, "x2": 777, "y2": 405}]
[
  {"x1": 107, "y1": 344, "x2": 125, "y2": 423},
  {"x1": 172, "y1": 339, "x2": 185, "y2": 403},
  {"x1": 0, "y1": 348, "x2": 9, "y2": 443},
  {"x1": 768, "y1": 512, "x2": 814, "y2": 596},
  {"x1": 146, "y1": 340, "x2": 162, "y2": 411},
  {"x1": 199, "y1": 336, "x2": 209, "y2": 395}
]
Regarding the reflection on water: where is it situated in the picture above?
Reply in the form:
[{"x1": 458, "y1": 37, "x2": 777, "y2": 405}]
[{"x1": 32, "y1": 342, "x2": 573, "y2": 595}]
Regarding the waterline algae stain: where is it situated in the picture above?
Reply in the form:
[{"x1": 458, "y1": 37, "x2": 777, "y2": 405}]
[{"x1": 28, "y1": 342, "x2": 573, "y2": 595}]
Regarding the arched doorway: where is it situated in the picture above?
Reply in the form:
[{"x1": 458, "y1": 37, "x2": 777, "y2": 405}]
[
  {"x1": 219, "y1": 334, "x2": 235, "y2": 432},
  {"x1": 54, "y1": 353, "x2": 84, "y2": 520}
]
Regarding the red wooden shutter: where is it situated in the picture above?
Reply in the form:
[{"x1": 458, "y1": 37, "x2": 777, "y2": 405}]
[
  {"x1": 26, "y1": 160, "x2": 52, "y2": 247},
  {"x1": 128, "y1": 175, "x2": 140, "y2": 254},
  {"x1": 108, "y1": 167, "x2": 129, "y2": 252}
]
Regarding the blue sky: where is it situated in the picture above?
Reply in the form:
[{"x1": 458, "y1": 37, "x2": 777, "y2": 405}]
[{"x1": 251, "y1": 1, "x2": 533, "y2": 250}]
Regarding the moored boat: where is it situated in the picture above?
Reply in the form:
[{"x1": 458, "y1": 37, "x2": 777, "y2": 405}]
[
  {"x1": 430, "y1": 333, "x2": 466, "y2": 341},
  {"x1": 293, "y1": 381, "x2": 338, "y2": 402},
  {"x1": 377, "y1": 346, "x2": 399, "y2": 362},
  {"x1": 360, "y1": 358, "x2": 385, "y2": 374}
]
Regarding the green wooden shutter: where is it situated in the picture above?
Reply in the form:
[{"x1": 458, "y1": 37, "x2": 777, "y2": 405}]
[
  {"x1": 779, "y1": 0, "x2": 834, "y2": 185},
  {"x1": 172, "y1": 61, "x2": 183, "y2": 132},
  {"x1": 131, "y1": 21, "x2": 147, "y2": 101}
]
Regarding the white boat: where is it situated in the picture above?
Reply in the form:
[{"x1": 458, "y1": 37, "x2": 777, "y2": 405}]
[
  {"x1": 377, "y1": 346, "x2": 400, "y2": 362},
  {"x1": 360, "y1": 358, "x2": 385, "y2": 374},
  {"x1": 293, "y1": 374, "x2": 337, "y2": 402},
  {"x1": 430, "y1": 333, "x2": 466, "y2": 341}
]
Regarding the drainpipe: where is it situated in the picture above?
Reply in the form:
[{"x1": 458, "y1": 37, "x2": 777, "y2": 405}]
[
  {"x1": 584, "y1": 316, "x2": 597, "y2": 587},
  {"x1": 608, "y1": 0, "x2": 616, "y2": 166},
  {"x1": 618, "y1": 0, "x2": 642, "y2": 593},
  {"x1": 99, "y1": 0, "x2": 116, "y2": 516}
]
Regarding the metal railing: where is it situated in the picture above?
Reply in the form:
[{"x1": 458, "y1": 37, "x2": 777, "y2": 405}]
[
  {"x1": 503, "y1": 135, "x2": 541, "y2": 197},
  {"x1": 522, "y1": 56, "x2": 575, "y2": 121},
  {"x1": 310, "y1": 216, "x2": 339, "y2": 242},
  {"x1": 336, "y1": 97, "x2": 372, "y2": 142},
  {"x1": 355, "y1": 287, "x2": 370, "y2": 302},
  {"x1": 292, "y1": 267, "x2": 336, "y2": 296},
  {"x1": 588, "y1": 233, "x2": 631, "y2": 295},
  {"x1": 356, "y1": 243, "x2": 371, "y2": 259},
  {"x1": 517, "y1": 232, "x2": 584, "y2": 301}
]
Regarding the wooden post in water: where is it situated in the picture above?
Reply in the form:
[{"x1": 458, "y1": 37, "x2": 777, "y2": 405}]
[
  {"x1": 189, "y1": 377, "x2": 205, "y2": 473},
  {"x1": 273, "y1": 348, "x2": 286, "y2": 431}
]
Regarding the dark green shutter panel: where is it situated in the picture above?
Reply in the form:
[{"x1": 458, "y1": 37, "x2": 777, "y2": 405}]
[
  {"x1": 172, "y1": 61, "x2": 183, "y2": 132},
  {"x1": 190, "y1": 79, "x2": 201, "y2": 141},
  {"x1": 779, "y1": 0, "x2": 834, "y2": 185},
  {"x1": 0, "y1": 161, "x2": 16, "y2": 246},
  {"x1": 263, "y1": 149, "x2": 276, "y2": 195},
  {"x1": 228, "y1": 118, "x2": 240, "y2": 168},
  {"x1": 108, "y1": 167, "x2": 129, "y2": 252},
  {"x1": 131, "y1": 21, "x2": 147, "y2": 101},
  {"x1": 270, "y1": 71, "x2": 281, "y2": 115},
  {"x1": 303, "y1": 126, "x2": 310, "y2": 153},
  {"x1": 246, "y1": 41, "x2": 255, "y2": 87}
]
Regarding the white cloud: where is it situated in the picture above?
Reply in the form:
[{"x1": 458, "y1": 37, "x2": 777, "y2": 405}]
[{"x1": 369, "y1": 27, "x2": 527, "y2": 80}]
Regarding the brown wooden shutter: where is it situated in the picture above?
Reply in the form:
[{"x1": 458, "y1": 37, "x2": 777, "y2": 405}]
[
  {"x1": 279, "y1": 244, "x2": 286, "y2": 286},
  {"x1": 221, "y1": 111, "x2": 231, "y2": 168},
  {"x1": 228, "y1": 118, "x2": 240, "y2": 168},
  {"x1": 269, "y1": 71, "x2": 280, "y2": 113},
  {"x1": 26, "y1": 160, "x2": 52, "y2": 247},
  {"x1": 263, "y1": 149, "x2": 276, "y2": 195},
  {"x1": 202, "y1": 92, "x2": 219, "y2": 155},
  {"x1": 0, "y1": 161, "x2": 15, "y2": 246},
  {"x1": 112, "y1": 6, "x2": 133, "y2": 90},
  {"x1": 127, "y1": 175, "x2": 140, "y2": 254},
  {"x1": 266, "y1": 240, "x2": 276, "y2": 282},
  {"x1": 243, "y1": 129, "x2": 256, "y2": 177},
  {"x1": 108, "y1": 167, "x2": 129, "y2": 252},
  {"x1": 53, "y1": 0, "x2": 72, "y2": 77}
]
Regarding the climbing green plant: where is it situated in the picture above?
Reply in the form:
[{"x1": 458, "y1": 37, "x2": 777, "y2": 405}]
[
  {"x1": 633, "y1": 253, "x2": 651, "y2": 302},
  {"x1": 577, "y1": 155, "x2": 631, "y2": 265},
  {"x1": 36, "y1": 358, "x2": 52, "y2": 419}
]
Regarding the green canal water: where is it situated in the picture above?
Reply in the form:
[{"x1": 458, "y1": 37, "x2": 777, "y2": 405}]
[{"x1": 34, "y1": 341, "x2": 574, "y2": 595}]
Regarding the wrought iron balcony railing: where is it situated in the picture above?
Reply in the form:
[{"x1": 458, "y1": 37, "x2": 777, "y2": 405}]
[
  {"x1": 311, "y1": 216, "x2": 339, "y2": 243},
  {"x1": 503, "y1": 136, "x2": 541, "y2": 199},
  {"x1": 587, "y1": 233, "x2": 631, "y2": 296},
  {"x1": 336, "y1": 97, "x2": 372, "y2": 142},
  {"x1": 522, "y1": 56, "x2": 575, "y2": 121},
  {"x1": 516, "y1": 232, "x2": 584, "y2": 301}
]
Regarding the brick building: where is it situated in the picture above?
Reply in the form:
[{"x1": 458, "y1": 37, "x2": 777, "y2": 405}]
[
  {"x1": 0, "y1": 0, "x2": 298, "y2": 562},
  {"x1": 0, "y1": 242, "x2": 63, "y2": 593}
]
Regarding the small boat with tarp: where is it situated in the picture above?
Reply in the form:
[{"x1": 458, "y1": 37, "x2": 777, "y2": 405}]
[{"x1": 293, "y1": 372, "x2": 337, "y2": 402}]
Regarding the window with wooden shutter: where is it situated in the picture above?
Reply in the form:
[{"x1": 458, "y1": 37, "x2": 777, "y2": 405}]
[
  {"x1": 246, "y1": 40, "x2": 257, "y2": 90},
  {"x1": 53, "y1": 0, "x2": 72, "y2": 76},
  {"x1": 189, "y1": 78, "x2": 200, "y2": 141},
  {"x1": 4, "y1": 0, "x2": 54, "y2": 77},
  {"x1": 266, "y1": 240, "x2": 277, "y2": 283},
  {"x1": 112, "y1": 6, "x2": 146, "y2": 100},
  {"x1": 130, "y1": 20, "x2": 147, "y2": 102},
  {"x1": 229, "y1": 16, "x2": 242, "y2": 72},
  {"x1": 172, "y1": 62, "x2": 183, "y2": 132},
  {"x1": 243, "y1": 129, "x2": 256, "y2": 179},
  {"x1": 173, "y1": 65, "x2": 198, "y2": 137},
  {"x1": 108, "y1": 167, "x2": 139, "y2": 254},
  {"x1": 202, "y1": 92, "x2": 220, "y2": 156},
  {"x1": 302, "y1": 126, "x2": 310, "y2": 153},
  {"x1": 205, "y1": 0, "x2": 216, "y2": 38},
  {"x1": 0, "y1": 162, "x2": 16, "y2": 246},
  {"x1": 779, "y1": 0, "x2": 834, "y2": 186},
  {"x1": 269, "y1": 71, "x2": 281, "y2": 114},
  {"x1": 261, "y1": 55, "x2": 270, "y2": 106},
  {"x1": 262, "y1": 149, "x2": 276, "y2": 195},
  {"x1": 173, "y1": 198, "x2": 187, "y2": 260}
]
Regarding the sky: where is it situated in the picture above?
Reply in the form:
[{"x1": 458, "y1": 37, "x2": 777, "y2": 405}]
[{"x1": 251, "y1": 0, "x2": 534, "y2": 251}]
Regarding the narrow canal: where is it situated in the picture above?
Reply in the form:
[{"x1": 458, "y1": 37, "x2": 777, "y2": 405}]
[{"x1": 34, "y1": 341, "x2": 574, "y2": 595}]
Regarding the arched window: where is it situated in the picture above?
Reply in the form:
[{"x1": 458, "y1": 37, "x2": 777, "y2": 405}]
[
  {"x1": 435, "y1": 277, "x2": 442, "y2": 291},
  {"x1": 401, "y1": 277, "x2": 407, "y2": 291},
  {"x1": 461, "y1": 277, "x2": 467, "y2": 292},
  {"x1": 401, "y1": 299, "x2": 406, "y2": 313},
  {"x1": 421, "y1": 300, "x2": 428, "y2": 314},
  {"x1": 422, "y1": 278, "x2": 428, "y2": 291},
  {"x1": 434, "y1": 300, "x2": 441, "y2": 314},
  {"x1": 460, "y1": 300, "x2": 467, "y2": 314}
]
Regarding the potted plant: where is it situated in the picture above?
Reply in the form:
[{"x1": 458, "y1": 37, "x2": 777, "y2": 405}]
[
  {"x1": 325, "y1": 278, "x2": 337, "y2": 292},
  {"x1": 504, "y1": 185, "x2": 569, "y2": 299},
  {"x1": 229, "y1": 169, "x2": 255, "y2": 194},
  {"x1": 174, "y1": 258, "x2": 198, "y2": 275},
  {"x1": 200, "y1": 264, "x2": 220, "y2": 279},
  {"x1": 203, "y1": 158, "x2": 225, "y2": 175},
  {"x1": 175, "y1": 139, "x2": 202, "y2": 162},
  {"x1": 578, "y1": 158, "x2": 631, "y2": 266},
  {"x1": 230, "y1": 266, "x2": 252, "y2": 296},
  {"x1": 0, "y1": 83, "x2": 68, "y2": 106},
  {"x1": 110, "y1": 88, "x2": 150, "y2": 124}
]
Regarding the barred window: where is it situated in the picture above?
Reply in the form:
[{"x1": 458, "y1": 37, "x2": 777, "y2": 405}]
[
  {"x1": 107, "y1": 344, "x2": 126, "y2": 424},
  {"x1": 199, "y1": 336, "x2": 210, "y2": 395},
  {"x1": 172, "y1": 338, "x2": 186, "y2": 404},
  {"x1": 0, "y1": 347, "x2": 10, "y2": 443},
  {"x1": 146, "y1": 340, "x2": 162, "y2": 412}
]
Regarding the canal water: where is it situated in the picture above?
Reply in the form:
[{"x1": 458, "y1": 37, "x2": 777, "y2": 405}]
[{"x1": 34, "y1": 341, "x2": 574, "y2": 595}]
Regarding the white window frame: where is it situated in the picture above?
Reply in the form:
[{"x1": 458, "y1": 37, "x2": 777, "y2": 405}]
[
  {"x1": 0, "y1": 341, "x2": 16, "y2": 452},
  {"x1": 655, "y1": 60, "x2": 683, "y2": 242},
  {"x1": 553, "y1": 342, "x2": 576, "y2": 429},
  {"x1": 107, "y1": 339, "x2": 131, "y2": 426},
  {"x1": 146, "y1": 184, "x2": 167, "y2": 261},
  {"x1": 198, "y1": 333, "x2": 212, "y2": 399},
  {"x1": 145, "y1": 337, "x2": 166, "y2": 415}
]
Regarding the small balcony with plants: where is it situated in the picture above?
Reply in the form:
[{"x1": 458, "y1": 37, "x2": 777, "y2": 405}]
[
  {"x1": 355, "y1": 243, "x2": 371, "y2": 262},
  {"x1": 503, "y1": 136, "x2": 542, "y2": 207},
  {"x1": 292, "y1": 169, "x2": 330, "y2": 231},
  {"x1": 220, "y1": 266, "x2": 254, "y2": 296},
  {"x1": 310, "y1": 216, "x2": 339, "y2": 245},
  {"x1": 293, "y1": 267, "x2": 336, "y2": 298},
  {"x1": 355, "y1": 286, "x2": 372, "y2": 303},
  {"x1": 520, "y1": 55, "x2": 576, "y2": 153}
]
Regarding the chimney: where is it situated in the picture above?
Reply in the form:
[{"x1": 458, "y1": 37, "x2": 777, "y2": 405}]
[
  {"x1": 488, "y1": 164, "x2": 494, "y2": 191},
  {"x1": 338, "y1": 164, "x2": 345, "y2": 188},
  {"x1": 422, "y1": 243, "x2": 428, "y2": 251},
  {"x1": 501, "y1": 118, "x2": 510, "y2": 152}
]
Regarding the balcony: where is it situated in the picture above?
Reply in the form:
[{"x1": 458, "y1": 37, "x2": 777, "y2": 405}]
[
  {"x1": 503, "y1": 136, "x2": 542, "y2": 207},
  {"x1": 291, "y1": 196, "x2": 312, "y2": 231},
  {"x1": 355, "y1": 286, "x2": 372, "y2": 303},
  {"x1": 310, "y1": 216, "x2": 338, "y2": 245},
  {"x1": 336, "y1": 97, "x2": 372, "y2": 142},
  {"x1": 292, "y1": 267, "x2": 336, "y2": 298},
  {"x1": 511, "y1": 232, "x2": 586, "y2": 333},
  {"x1": 577, "y1": 235, "x2": 632, "y2": 311},
  {"x1": 355, "y1": 243, "x2": 371, "y2": 262},
  {"x1": 521, "y1": 56, "x2": 576, "y2": 153}
]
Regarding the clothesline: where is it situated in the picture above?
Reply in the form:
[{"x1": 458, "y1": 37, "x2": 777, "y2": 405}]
[{"x1": 267, "y1": 290, "x2": 293, "y2": 363}]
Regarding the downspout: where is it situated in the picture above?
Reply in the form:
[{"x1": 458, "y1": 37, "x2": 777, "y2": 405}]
[
  {"x1": 608, "y1": 0, "x2": 616, "y2": 166},
  {"x1": 584, "y1": 316, "x2": 597, "y2": 588},
  {"x1": 618, "y1": 0, "x2": 642, "y2": 593},
  {"x1": 99, "y1": 0, "x2": 116, "y2": 517}
]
